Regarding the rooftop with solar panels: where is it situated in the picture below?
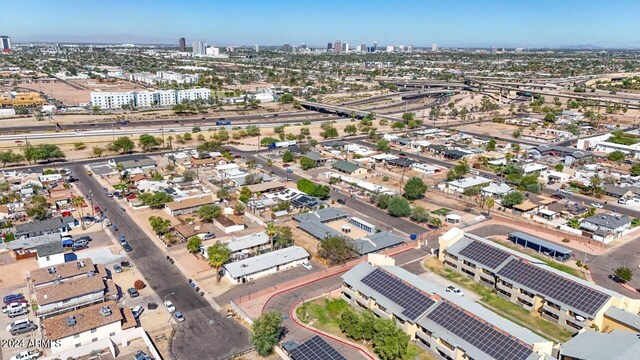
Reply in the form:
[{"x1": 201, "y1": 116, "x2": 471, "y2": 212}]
[
  {"x1": 342, "y1": 261, "x2": 554, "y2": 360},
  {"x1": 438, "y1": 227, "x2": 640, "y2": 335}
]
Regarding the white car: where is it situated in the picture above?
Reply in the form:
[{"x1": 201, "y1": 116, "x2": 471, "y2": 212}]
[
  {"x1": 164, "y1": 300, "x2": 176, "y2": 313},
  {"x1": 6, "y1": 318, "x2": 29, "y2": 331},
  {"x1": 2, "y1": 302, "x2": 27, "y2": 313},
  {"x1": 559, "y1": 189, "x2": 573, "y2": 195},
  {"x1": 10, "y1": 349, "x2": 42, "y2": 360},
  {"x1": 446, "y1": 286, "x2": 464, "y2": 296},
  {"x1": 132, "y1": 305, "x2": 144, "y2": 319},
  {"x1": 301, "y1": 261, "x2": 313, "y2": 270},
  {"x1": 590, "y1": 202, "x2": 604, "y2": 209}
]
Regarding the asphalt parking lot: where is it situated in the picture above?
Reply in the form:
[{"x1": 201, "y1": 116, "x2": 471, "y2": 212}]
[{"x1": 0, "y1": 299, "x2": 40, "y2": 360}]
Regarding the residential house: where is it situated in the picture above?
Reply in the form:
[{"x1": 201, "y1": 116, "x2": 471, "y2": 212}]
[
  {"x1": 529, "y1": 145, "x2": 592, "y2": 166},
  {"x1": 29, "y1": 259, "x2": 103, "y2": 288},
  {"x1": 331, "y1": 161, "x2": 367, "y2": 176},
  {"x1": 35, "y1": 275, "x2": 110, "y2": 316},
  {"x1": 35, "y1": 241, "x2": 65, "y2": 268},
  {"x1": 15, "y1": 216, "x2": 76, "y2": 239},
  {"x1": 580, "y1": 213, "x2": 632, "y2": 243},
  {"x1": 42, "y1": 301, "x2": 136, "y2": 354},
  {"x1": 214, "y1": 215, "x2": 245, "y2": 234},
  {"x1": 164, "y1": 195, "x2": 215, "y2": 216},
  {"x1": 481, "y1": 183, "x2": 513, "y2": 198},
  {"x1": 439, "y1": 177, "x2": 491, "y2": 194},
  {"x1": 410, "y1": 163, "x2": 442, "y2": 175}
]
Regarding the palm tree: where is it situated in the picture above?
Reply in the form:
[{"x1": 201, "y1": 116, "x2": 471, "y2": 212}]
[
  {"x1": 486, "y1": 197, "x2": 495, "y2": 217},
  {"x1": 71, "y1": 196, "x2": 85, "y2": 230},
  {"x1": 266, "y1": 159, "x2": 273, "y2": 174},
  {"x1": 266, "y1": 222, "x2": 277, "y2": 252}
]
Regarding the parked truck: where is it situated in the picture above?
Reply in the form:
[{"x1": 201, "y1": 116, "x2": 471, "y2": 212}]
[{"x1": 268, "y1": 140, "x2": 297, "y2": 149}]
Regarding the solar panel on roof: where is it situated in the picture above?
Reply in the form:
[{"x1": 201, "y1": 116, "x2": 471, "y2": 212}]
[
  {"x1": 361, "y1": 269, "x2": 435, "y2": 321},
  {"x1": 458, "y1": 240, "x2": 512, "y2": 270},
  {"x1": 426, "y1": 302, "x2": 534, "y2": 360},
  {"x1": 288, "y1": 335, "x2": 347, "y2": 360},
  {"x1": 497, "y1": 259, "x2": 610, "y2": 316}
]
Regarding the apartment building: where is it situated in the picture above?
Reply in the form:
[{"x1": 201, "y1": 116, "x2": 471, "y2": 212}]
[
  {"x1": 341, "y1": 262, "x2": 553, "y2": 360},
  {"x1": 91, "y1": 88, "x2": 211, "y2": 109},
  {"x1": 438, "y1": 228, "x2": 640, "y2": 333}
]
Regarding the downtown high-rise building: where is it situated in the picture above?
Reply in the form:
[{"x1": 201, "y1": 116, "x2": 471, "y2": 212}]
[
  {"x1": 407, "y1": 45, "x2": 414, "y2": 53},
  {"x1": 342, "y1": 42, "x2": 349, "y2": 52},
  {"x1": 0, "y1": 36, "x2": 11, "y2": 52},
  {"x1": 361, "y1": 42, "x2": 366, "y2": 53},
  {"x1": 253, "y1": 44, "x2": 259, "y2": 52},
  {"x1": 432, "y1": 43, "x2": 438, "y2": 52},
  {"x1": 334, "y1": 40, "x2": 341, "y2": 53},
  {"x1": 178, "y1": 37, "x2": 186, "y2": 52},
  {"x1": 282, "y1": 43, "x2": 292, "y2": 52},
  {"x1": 192, "y1": 41, "x2": 207, "y2": 56},
  {"x1": 327, "y1": 42, "x2": 333, "y2": 51},
  {"x1": 372, "y1": 41, "x2": 378, "y2": 52}
]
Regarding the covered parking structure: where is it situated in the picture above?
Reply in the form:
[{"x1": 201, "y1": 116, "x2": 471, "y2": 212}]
[{"x1": 508, "y1": 231, "x2": 572, "y2": 261}]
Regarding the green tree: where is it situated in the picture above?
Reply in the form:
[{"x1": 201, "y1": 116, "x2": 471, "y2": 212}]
[
  {"x1": 446, "y1": 160, "x2": 470, "y2": 181},
  {"x1": 71, "y1": 196, "x2": 86, "y2": 230},
  {"x1": 216, "y1": 187, "x2": 231, "y2": 201},
  {"x1": 260, "y1": 137, "x2": 279, "y2": 147},
  {"x1": 111, "y1": 137, "x2": 135, "y2": 154},
  {"x1": 373, "y1": 317, "x2": 410, "y2": 360},
  {"x1": 206, "y1": 242, "x2": 230, "y2": 282},
  {"x1": 403, "y1": 177, "x2": 427, "y2": 200},
  {"x1": 607, "y1": 150, "x2": 626, "y2": 163},
  {"x1": 410, "y1": 206, "x2": 430, "y2": 223},
  {"x1": 401, "y1": 112, "x2": 414, "y2": 123},
  {"x1": 245, "y1": 125, "x2": 261, "y2": 137},
  {"x1": 282, "y1": 150, "x2": 294, "y2": 163},
  {"x1": 567, "y1": 217, "x2": 581, "y2": 229},
  {"x1": 631, "y1": 164, "x2": 640, "y2": 176},
  {"x1": 502, "y1": 191, "x2": 524, "y2": 207},
  {"x1": 317, "y1": 236, "x2": 357, "y2": 265},
  {"x1": 375, "y1": 194, "x2": 393, "y2": 209},
  {"x1": 186, "y1": 236, "x2": 202, "y2": 253},
  {"x1": 344, "y1": 124, "x2": 358, "y2": 135},
  {"x1": 387, "y1": 196, "x2": 411, "y2": 217},
  {"x1": 92, "y1": 146, "x2": 104, "y2": 157},
  {"x1": 486, "y1": 197, "x2": 495, "y2": 216},
  {"x1": 512, "y1": 128, "x2": 522, "y2": 139},
  {"x1": 429, "y1": 216, "x2": 443, "y2": 229},
  {"x1": 300, "y1": 156, "x2": 317, "y2": 170},
  {"x1": 613, "y1": 267, "x2": 633, "y2": 283},
  {"x1": 279, "y1": 93, "x2": 294, "y2": 103},
  {"x1": 29, "y1": 144, "x2": 65, "y2": 162},
  {"x1": 376, "y1": 139, "x2": 391, "y2": 152},
  {"x1": 251, "y1": 311, "x2": 284, "y2": 356},
  {"x1": 198, "y1": 204, "x2": 222, "y2": 222},
  {"x1": 485, "y1": 138, "x2": 497, "y2": 151},
  {"x1": 138, "y1": 134, "x2": 162, "y2": 151},
  {"x1": 139, "y1": 192, "x2": 173, "y2": 208},
  {"x1": 73, "y1": 142, "x2": 86, "y2": 150},
  {"x1": 148, "y1": 216, "x2": 171, "y2": 235},
  {"x1": 339, "y1": 308, "x2": 363, "y2": 340},
  {"x1": 555, "y1": 164, "x2": 564, "y2": 172}
]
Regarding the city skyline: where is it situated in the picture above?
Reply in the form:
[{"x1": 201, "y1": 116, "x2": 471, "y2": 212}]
[{"x1": 3, "y1": 0, "x2": 640, "y2": 48}]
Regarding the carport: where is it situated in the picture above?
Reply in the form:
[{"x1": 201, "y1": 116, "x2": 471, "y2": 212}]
[{"x1": 508, "y1": 231, "x2": 572, "y2": 261}]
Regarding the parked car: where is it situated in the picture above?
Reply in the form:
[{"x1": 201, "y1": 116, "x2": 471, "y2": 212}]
[
  {"x1": 123, "y1": 244, "x2": 133, "y2": 252},
  {"x1": 113, "y1": 265, "x2": 123, "y2": 273},
  {"x1": 559, "y1": 188, "x2": 573, "y2": 195},
  {"x1": 127, "y1": 288, "x2": 139, "y2": 298},
  {"x1": 132, "y1": 305, "x2": 144, "y2": 319},
  {"x1": 337, "y1": 198, "x2": 346, "y2": 205},
  {"x1": 10, "y1": 321, "x2": 37, "y2": 336},
  {"x1": 120, "y1": 261, "x2": 132, "y2": 268},
  {"x1": 10, "y1": 349, "x2": 42, "y2": 360},
  {"x1": 106, "y1": 192, "x2": 114, "y2": 198},
  {"x1": 301, "y1": 261, "x2": 313, "y2": 270},
  {"x1": 174, "y1": 311, "x2": 185, "y2": 322},
  {"x1": 7, "y1": 307, "x2": 29, "y2": 318},
  {"x1": 2, "y1": 302, "x2": 27, "y2": 313},
  {"x1": 72, "y1": 243, "x2": 88, "y2": 251},
  {"x1": 104, "y1": 219, "x2": 112, "y2": 226},
  {"x1": 164, "y1": 300, "x2": 176, "y2": 313},
  {"x1": 445, "y1": 286, "x2": 464, "y2": 296},
  {"x1": 6, "y1": 318, "x2": 29, "y2": 331},
  {"x1": 591, "y1": 202, "x2": 604, "y2": 209},
  {"x1": 134, "y1": 350, "x2": 153, "y2": 360},
  {"x1": 199, "y1": 232, "x2": 216, "y2": 241},
  {"x1": 77, "y1": 236, "x2": 92, "y2": 242},
  {"x1": 119, "y1": 235, "x2": 127, "y2": 245},
  {"x1": 618, "y1": 198, "x2": 628, "y2": 205},
  {"x1": 3, "y1": 294, "x2": 24, "y2": 304}
]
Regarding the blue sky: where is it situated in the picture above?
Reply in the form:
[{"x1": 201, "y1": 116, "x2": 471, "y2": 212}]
[{"x1": 2, "y1": 0, "x2": 640, "y2": 47}]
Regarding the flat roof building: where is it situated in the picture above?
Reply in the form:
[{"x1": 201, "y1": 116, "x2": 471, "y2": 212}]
[
  {"x1": 223, "y1": 246, "x2": 309, "y2": 283},
  {"x1": 342, "y1": 262, "x2": 553, "y2": 360},
  {"x1": 438, "y1": 228, "x2": 640, "y2": 333}
]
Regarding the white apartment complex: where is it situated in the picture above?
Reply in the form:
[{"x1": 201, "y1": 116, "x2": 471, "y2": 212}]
[
  {"x1": 129, "y1": 71, "x2": 199, "y2": 85},
  {"x1": 91, "y1": 88, "x2": 211, "y2": 109}
]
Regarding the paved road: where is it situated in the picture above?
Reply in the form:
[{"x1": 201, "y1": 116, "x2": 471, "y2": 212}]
[{"x1": 71, "y1": 164, "x2": 252, "y2": 360}]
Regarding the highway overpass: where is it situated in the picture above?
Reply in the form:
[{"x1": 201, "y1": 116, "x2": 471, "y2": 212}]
[{"x1": 300, "y1": 101, "x2": 402, "y2": 121}]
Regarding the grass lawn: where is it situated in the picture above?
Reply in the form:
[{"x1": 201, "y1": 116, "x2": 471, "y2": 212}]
[
  {"x1": 424, "y1": 258, "x2": 573, "y2": 342},
  {"x1": 296, "y1": 298, "x2": 437, "y2": 360},
  {"x1": 432, "y1": 208, "x2": 451, "y2": 216},
  {"x1": 486, "y1": 238, "x2": 586, "y2": 279}
]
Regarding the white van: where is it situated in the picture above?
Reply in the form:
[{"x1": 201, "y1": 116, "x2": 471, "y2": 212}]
[{"x1": 6, "y1": 318, "x2": 29, "y2": 331}]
